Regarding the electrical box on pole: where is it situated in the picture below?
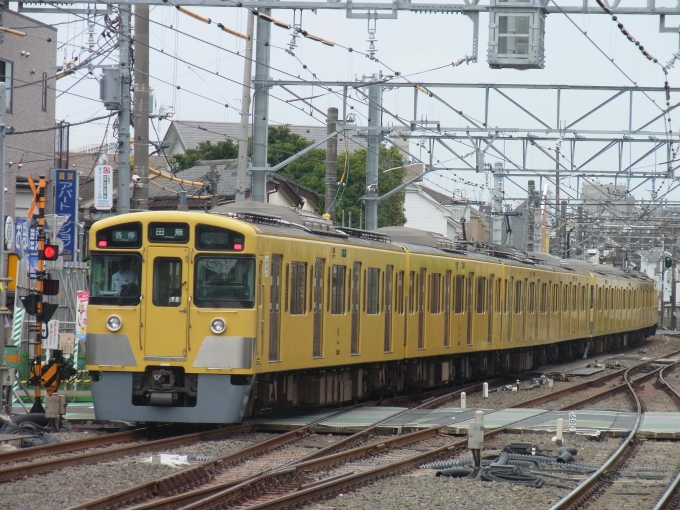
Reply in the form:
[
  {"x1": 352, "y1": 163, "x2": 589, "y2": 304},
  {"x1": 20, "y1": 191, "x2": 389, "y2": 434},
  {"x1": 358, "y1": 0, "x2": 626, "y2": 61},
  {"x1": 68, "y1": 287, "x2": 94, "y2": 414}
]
[
  {"x1": 487, "y1": 0, "x2": 546, "y2": 69},
  {"x1": 100, "y1": 67, "x2": 121, "y2": 110}
]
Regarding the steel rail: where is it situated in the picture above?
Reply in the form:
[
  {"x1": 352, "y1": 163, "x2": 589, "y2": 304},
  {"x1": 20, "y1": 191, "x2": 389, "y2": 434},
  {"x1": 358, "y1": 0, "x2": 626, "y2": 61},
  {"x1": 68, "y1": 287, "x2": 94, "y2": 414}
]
[
  {"x1": 651, "y1": 361, "x2": 680, "y2": 510},
  {"x1": 66, "y1": 403, "x2": 375, "y2": 510},
  {"x1": 0, "y1": 427, "x2": 151, "y2": 464},
  {"x1": 548, "y1": 364, "x2": 644, "y2": 509},
  {"x1": 0, "y1": 422, "x2": 257, "y2": 483},
  {"x1": 658, "y1": 362, "x2": 680, "y2": 407},
  {"x1": 69, "y1": 385, "x2": 481, "y2": 510}
]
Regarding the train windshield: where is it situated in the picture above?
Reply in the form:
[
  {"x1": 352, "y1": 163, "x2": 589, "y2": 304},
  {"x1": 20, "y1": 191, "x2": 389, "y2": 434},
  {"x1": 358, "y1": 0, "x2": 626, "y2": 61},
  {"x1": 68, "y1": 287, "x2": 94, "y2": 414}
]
[
  {"x1": 194, "y1": 256, "x2": 255, "y2": 309},
  {"x1": 89, "y1": 254, "x2": 142, "y2": 306}
]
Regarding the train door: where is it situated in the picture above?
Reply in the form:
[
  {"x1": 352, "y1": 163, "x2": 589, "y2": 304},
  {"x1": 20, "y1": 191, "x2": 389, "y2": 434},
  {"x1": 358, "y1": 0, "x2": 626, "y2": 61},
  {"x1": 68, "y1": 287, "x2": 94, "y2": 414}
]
[
  {"x1": 256, "y1": 256, "x2": 265, "y2": 359},
  {"x1": 466, "y1": 272, "x2": 474, "y2": 345},
  {"x1": 268, "y1": 254, "x2": 282, "y2": 361},
  {"x1": 351, "y1": 261, "x2": 361, "y2": 355},
  {"x1": 313, "y1": 258, "x2": 325, "y2": 358},
  {"x1": 143, "y1": 247, "x2": 189, "y2": 359},
  {"x1": 384, "y1": 265, "x2": 393, "y2": 352},
  {"x1": 487, "y1": 275, "x2": 494, "y2": 345}
]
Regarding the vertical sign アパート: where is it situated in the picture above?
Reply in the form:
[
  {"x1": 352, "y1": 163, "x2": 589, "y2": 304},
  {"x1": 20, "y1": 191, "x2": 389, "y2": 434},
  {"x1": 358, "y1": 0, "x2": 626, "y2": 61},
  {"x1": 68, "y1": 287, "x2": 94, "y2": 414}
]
[
  {"x1": 54, "y1": 169, "x2": 79, "y2": 262},
  {"x1": 94, "y1": 165, "x2": 114, "y2": 210}
]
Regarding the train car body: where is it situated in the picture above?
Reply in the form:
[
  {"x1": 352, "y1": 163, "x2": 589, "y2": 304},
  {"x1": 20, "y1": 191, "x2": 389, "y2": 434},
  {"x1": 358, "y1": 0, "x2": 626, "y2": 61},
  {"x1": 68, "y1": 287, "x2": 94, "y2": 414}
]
[{"x1": 86, "y1": 205, "x2": 657, "y2": 423}]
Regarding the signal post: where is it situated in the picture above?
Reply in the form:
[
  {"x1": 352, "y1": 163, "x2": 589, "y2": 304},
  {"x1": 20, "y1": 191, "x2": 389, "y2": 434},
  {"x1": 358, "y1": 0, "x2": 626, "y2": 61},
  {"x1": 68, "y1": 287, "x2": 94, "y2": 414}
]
[{"x1": 20, "y1": 175, "x2": 75, "y2": 422}]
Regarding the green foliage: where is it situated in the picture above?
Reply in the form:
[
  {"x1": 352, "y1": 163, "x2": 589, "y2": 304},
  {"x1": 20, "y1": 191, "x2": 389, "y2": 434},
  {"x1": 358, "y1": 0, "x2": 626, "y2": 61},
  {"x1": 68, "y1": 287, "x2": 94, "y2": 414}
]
[
  {"x1": 173, "y1": 125, "x2": 407, "y2": 228},
  {"x1": 171, "y1": 139, "x2": 239, "y2": 171}
]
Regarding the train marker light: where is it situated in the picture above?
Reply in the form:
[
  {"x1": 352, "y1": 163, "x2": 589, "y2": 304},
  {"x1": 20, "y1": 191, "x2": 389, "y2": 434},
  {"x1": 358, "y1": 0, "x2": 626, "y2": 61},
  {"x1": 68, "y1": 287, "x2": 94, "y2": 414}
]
[
  {"x1": 233, "y1": 242, "x2": 243, "y2": 251},
  {"x1": 97, "y1": 239, "x2": 108, "y2": 247},
  {"x1": 43, "y1": 243, "x2": 59, "y2": 261},
  {"x1": 106, "y1": 315, "x2": 122, "y2": 332},
  {"x1": 210, "y1": 317, "x2": 226, "y2": 334},
  {"x1": 665, "y1": 256, "x2": 673, "y2": 268}
]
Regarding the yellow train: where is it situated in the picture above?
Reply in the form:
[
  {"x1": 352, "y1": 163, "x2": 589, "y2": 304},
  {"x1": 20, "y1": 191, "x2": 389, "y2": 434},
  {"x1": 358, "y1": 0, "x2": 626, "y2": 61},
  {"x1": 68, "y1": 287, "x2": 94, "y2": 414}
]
[{"x1": 86, "y1": 203, "x2": 657, "y2": 423}]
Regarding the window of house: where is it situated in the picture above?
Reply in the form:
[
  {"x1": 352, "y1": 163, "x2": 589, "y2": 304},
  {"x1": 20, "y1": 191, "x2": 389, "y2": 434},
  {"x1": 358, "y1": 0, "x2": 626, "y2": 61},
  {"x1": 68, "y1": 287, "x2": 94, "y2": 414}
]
[
  {"x1": 331, "y1": 265, "x2": 346, "y2": 314},
  {"x1": 0, "y1": 60, "x2": 13, "y2": 113},
  {"x1": 42, "y1": 72, "x2": 47, "y2": 111}
]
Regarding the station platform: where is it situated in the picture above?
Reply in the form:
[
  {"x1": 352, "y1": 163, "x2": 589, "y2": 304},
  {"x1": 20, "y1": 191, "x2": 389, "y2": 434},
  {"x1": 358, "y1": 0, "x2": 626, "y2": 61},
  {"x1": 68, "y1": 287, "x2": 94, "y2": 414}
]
[{"x1": 257, "y1": 406, "x2": 680, "y2": 439}]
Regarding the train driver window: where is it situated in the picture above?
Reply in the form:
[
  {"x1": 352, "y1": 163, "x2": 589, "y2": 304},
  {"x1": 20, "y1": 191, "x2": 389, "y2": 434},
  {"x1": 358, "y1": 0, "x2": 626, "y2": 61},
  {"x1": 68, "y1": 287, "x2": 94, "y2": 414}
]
[
  {"x1": 90, "y1": 254, "x2": 141, "y2": 305},
  {"x1": 194, "y1": 256, "x2": 255, "y2": 308}
]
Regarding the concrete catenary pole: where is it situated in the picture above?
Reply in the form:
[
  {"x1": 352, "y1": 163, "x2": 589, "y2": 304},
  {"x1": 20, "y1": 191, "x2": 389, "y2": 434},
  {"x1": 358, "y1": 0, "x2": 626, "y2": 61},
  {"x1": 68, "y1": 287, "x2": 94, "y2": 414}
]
[
  {"x1": 365, "y1": 75, "x2": 382, "y2": 231},
  {"x1": 132, "y1": 4, "x2": 149, "y2": 211},
  {"x1": 235, "y1": 10, "x2": 254, "y2": 203},
  {"x1": 527, "y1": 180, "x2": 535, "y2": 253},
  {"x1": 492, "y1": 161, "x2": 503, "y2": 245},
  {"x1": 0, "y1": 83, "x2": 6, "y2": 353},
  {"x1": 250, "y1": 10, "x2": 271, "y2": 203},
  {"x1": 672, "y1": 242, "x2": 677, "y2": 330},
  {"x1": 325, "y1": 107, "x2": 338, "y2": 220},
  {"x1": 117, "y1": 7, "x2": 131, "y2": 214}
]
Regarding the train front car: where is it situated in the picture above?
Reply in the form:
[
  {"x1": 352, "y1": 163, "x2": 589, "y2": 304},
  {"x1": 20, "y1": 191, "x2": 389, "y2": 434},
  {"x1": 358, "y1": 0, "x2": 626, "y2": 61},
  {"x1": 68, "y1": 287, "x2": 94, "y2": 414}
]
[{"x1": 86, "y1": 212, "x2": 257, "y2": 423}]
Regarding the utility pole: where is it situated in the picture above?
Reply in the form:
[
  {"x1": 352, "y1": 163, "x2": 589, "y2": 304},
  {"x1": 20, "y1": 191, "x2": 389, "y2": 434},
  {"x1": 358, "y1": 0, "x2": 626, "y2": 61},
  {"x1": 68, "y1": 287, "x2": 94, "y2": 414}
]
[
  {"x1": 118, "y1": 7, "x2": 131, "y2": 214},
  {"x1": 251, "y1": 10, "x2": 271, "y2": 203},
  {"x1": 527, "y1": 180, "x2": 535, "y2": 252},
  {"x1": 554, "y1": 142, "x2": 560, "y2": 257},
  {"x1": 132, "y1": 4, "x2": 149, "y2": 211},
  {"x1": 325, "y1": 107, "x2": 338, "y2": 220},
  {"x1": 235, "y1": 10, "x2": 254, "y2": 203},
  {"x1": 0, "y1": 83, "x2": 6, "y2": 355},
  {"x1": 492, "y1": 161, "x2": 503, "y2": 245},
  {"x1": 365, "y1": 73, "x2": 382, "y2": 231},
  {"x1": 672, "y1": 242, "x2": 677, "y2": 330}
]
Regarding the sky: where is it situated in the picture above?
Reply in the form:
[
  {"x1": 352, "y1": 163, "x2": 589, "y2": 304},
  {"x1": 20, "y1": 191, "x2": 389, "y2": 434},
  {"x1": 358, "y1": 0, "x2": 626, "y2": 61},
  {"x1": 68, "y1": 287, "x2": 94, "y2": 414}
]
[{"x1": 16, "y1": 0, "x2": 680, "y2": 210}]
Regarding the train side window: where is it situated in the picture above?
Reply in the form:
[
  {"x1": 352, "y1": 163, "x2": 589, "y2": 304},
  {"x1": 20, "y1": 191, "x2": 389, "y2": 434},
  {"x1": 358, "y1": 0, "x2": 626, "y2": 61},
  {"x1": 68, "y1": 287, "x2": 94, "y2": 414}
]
[
  {"x1": 420, "y1": 268, "x2": 427, "y2": 315},
  {"x1": 454, "y1": 275, "x2": 465, "y2": 313},
  {"x1": 331, "y1": 265, "x2": 346, "y2": 315},
  {"x1": 581, "y1": 286, "x2": 586, "y2": 311},
  {"x1": 527, "y1": 282, "x2": 535, "y2": 314},
  {"x1": 326, "y1": 267, "x2": 331, "y2": 312},
  {"x1": 590, "y1": 286, "x2": 594, "y2": 309},
  {"x1": 285, "y1": 264, "x2": 289, "y2": 313},
  {"x1": 504, "y1": 279, "x2": 509, "y2": 314},
  {"x1": 476, "y1": 277, "x2": 486, "y2": 314},
  {"x1": 562, "y1": 285, "x2": 567, "y2": 312},
  {"x1": 309, "y1": 265, "x2": 314, "y2": 313},
  {"x1": 514, "y1": 280, "x2": 522, "y2": 314},
  {"x1": 597, "y1": 287, "x2": 602, "y2": 310},
  {"x1": 290, "y1": 262, "x2": 307, "y2": 315},
  {"x1": 408, "y1": 271, "x2": 415, "y2": 314},
  {"x1": 431, "y1": 273, "x2": 441, "y2": 314},
  {"x1": 363, "y1": 270, "x2": 367, "y2": 313},
  {"x1": 396, "y1": 271, "x2": 405, "y2": 315},
  {"x1": 367, "y1": 268, "x2": 380, "y2": 314},
  {"x1": 540, "y1": 283, "x2": 547, "y2": 313},
  {"x1": 572, "y1": 286, "x2": 577, "y2": 311},
  {"x1": 495, "y1": 279, "x2": 501, "y2": 312},
  {"x1": 382, "y1": 271, "x2": 386, "y2": 312}
]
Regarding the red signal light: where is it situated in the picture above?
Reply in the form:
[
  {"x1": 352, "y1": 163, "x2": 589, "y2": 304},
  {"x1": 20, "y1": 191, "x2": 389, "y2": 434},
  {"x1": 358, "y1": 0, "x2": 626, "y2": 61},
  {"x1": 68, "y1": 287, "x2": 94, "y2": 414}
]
[{"x1": 43, "y1": 244, "x2": 59, "y2": 261}]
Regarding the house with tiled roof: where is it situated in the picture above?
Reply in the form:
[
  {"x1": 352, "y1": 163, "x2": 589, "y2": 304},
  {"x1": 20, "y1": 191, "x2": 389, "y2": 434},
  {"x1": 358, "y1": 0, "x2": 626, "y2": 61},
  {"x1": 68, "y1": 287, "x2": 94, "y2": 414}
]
[{"x1": 161, "y1": 120, "x2": 365, "y2": 156}]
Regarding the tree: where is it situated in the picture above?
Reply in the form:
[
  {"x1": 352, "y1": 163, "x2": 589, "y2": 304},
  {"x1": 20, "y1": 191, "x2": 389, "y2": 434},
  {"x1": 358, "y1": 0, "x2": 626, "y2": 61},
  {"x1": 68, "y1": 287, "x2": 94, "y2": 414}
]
[
  {"x1": 171, "y1": 139, "x2": 239, "y2": 171},
  {"x1": 172, "y1": 125, "x2": 407, "y2": 228}
]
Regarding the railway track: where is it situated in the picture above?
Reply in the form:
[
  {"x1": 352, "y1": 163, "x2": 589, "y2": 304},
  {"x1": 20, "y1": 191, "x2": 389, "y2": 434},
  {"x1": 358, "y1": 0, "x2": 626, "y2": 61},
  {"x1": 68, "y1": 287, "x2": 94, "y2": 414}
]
[
  {"x1": 66, "y1": 355, "x2": 676, "y2": 510},
  {"x1": 550, "y1": 361, "x2": 680, "y2": 510},
  {"x1": 5, "y1": 344, "x2": 677, "y2": 509}
]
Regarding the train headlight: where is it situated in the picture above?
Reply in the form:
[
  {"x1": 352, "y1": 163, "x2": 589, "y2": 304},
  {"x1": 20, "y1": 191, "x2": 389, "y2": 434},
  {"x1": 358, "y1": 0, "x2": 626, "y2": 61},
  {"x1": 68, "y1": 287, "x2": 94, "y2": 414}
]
[
  {"x1": 106, "y1": 315, "x2": 123, "y2": 332},
  {"x1": 210, "y1": 317, "x2": 226, "y2": 334}
]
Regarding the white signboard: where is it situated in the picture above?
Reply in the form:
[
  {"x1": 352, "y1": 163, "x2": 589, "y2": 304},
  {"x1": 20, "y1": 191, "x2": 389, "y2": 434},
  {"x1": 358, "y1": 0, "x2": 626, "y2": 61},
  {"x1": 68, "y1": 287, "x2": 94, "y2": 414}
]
[
  {"x1": 94, "y1": 165, "x2": 114, "y2": 210},
  {"x1": 43, "y1": 320, "x2": 60, "y2": 350},
  {"x1": 569, "y1": 412, "x2": 577, "y2": 432}
]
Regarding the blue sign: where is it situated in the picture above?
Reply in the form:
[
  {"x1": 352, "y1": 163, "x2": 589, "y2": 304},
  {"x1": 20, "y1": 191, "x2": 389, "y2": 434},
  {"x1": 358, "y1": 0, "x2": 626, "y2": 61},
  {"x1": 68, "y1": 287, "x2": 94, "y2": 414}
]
[
  {"x1": 14, "y1": 218, "x2": 38, "y2": 276},
  {"x1": 54, "y1": 169, "x2": 78, "y2": 262}
]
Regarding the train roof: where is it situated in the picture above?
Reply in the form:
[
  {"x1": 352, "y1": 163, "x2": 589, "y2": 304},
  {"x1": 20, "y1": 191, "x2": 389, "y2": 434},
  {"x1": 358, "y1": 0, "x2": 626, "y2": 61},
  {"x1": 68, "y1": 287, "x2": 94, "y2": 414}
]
[{"x1": 207, "y1": 203, "x2": 650, "y2": 283}]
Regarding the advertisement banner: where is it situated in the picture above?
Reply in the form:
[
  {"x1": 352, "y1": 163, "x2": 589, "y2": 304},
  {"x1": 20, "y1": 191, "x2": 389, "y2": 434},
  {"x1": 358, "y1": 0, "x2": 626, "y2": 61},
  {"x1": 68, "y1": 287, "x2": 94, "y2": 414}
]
[
  {"x1": 54, "y1": 169, "x2": 79, "y2": 262},
  {"x1": 94, "y1": 165, "x2": 114, "y2": 211},
  {"x1": 76, "y1": 290, "x2": 89, "y2": 341}
]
